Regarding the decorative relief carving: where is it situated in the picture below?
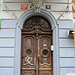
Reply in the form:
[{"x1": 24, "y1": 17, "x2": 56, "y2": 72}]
[
  {"x1": 25, "y1": 56, "x2": 33, "y2": 65},
  {"x1": 43, "y1": 39, "x2": 47, "y2": 44},
  {"x1": 26, "y1": 39, "x2": 31, "y2": 49},
  {"x1": 26, "y1": 49, "x2": 32, "y2": 55},
  {"x1": 41, "y1": 48, "x2": 49, "y2": 57},
  {"x1": 43, "y1": 39, "x2": 47, "y2": 47},
  {"x1": 40, "y1": 37, "x2": 51, "y2": 64}
]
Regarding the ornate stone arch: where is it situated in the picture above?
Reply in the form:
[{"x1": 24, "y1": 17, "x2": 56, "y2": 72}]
[{"x1": 15, "y1": 9, "x2": 59, "y2": 75}]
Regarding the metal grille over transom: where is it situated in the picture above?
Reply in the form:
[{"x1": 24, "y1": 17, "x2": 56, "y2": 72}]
[
  {"x1": 23, "y1": 16, "x2": 51, "y2": 29},
  {"x1": 21, "y1": 16, "x2": 53, "y2": 75}
]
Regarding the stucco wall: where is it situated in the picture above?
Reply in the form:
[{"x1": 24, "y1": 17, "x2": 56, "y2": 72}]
[
  {"x1": 0, "y1": 20, "x2": 74, "y2": 75},
  {"x1": 1, "y1": 0, "x2": 73, "y2": 20},
  {"x1": 0, "y1": 0, "x2": 74, "y2": 75},
  {"x1": 58, "y1": 21, "x2": 74, "y2": 75}
]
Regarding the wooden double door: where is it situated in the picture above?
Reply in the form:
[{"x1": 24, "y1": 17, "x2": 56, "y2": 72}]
[{"x1": 21, "y1": 25, "x2": 53, "y2": 75}]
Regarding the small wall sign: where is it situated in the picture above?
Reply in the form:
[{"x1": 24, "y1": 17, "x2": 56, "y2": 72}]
[
  {"x1": 21, "y1": 4, "x2": 28, "y2": 10},
  {"x1": 45, "y1": 5, "x2": 51, "y2": 9}
]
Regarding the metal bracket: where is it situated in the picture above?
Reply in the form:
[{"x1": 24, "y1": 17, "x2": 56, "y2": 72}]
[{"x1": 67, "y1": 30, "x2": 74, "y2": 37}]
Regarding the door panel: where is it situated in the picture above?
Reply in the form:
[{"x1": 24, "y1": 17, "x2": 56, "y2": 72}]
[
  {"x1": 39, "y1": 71, "x2": 51, "y2": 75},
  {"x1": 22, "y1": 71, "x2": 35, "y2": 75},
  {"x1": 21, "y1": 35, "x2": 35, "y2": 68},
  {"x1": 39, "y1": 35, "x2": 52, "y2": 75},
  {"x1": 39, "y1": 35, "x2": 51, "y2": 65},
  {"x1": 21, "y1": 34, "x2": 52, "y2": 75},
  {"x1": 21, "y1": 35, "x2": 36, "y2": 75}
]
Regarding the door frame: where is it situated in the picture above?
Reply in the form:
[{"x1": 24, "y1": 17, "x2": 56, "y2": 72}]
[{"x1": 15, "y1": 9, "x2": 59, "y2": 75}]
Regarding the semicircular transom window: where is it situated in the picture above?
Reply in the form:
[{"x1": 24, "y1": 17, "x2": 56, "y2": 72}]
[{"x1": 23, "y1": 16, "x2": 51, "y2": 29}]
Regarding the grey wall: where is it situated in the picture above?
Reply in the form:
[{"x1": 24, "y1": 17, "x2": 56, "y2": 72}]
[
  {"x1": 57, "y1": 20, "x2": 75, "y2": 75},
  {"x1": 2, "y1": 0, "x2": 73, "y2": 20},
  {"x1": 0, "y1": 20, "x2": 74, "y2": 75},
  {"x1": 0, "y1": 20, "x2": 17, "y2": 75}
]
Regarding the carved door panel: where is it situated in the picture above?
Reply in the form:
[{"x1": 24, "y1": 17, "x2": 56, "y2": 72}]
[
  {"x1": 39, "y1": 35, "x2": 52, "y2": 75},
  {"x1": 21, "y1": 35, "x2": 36, "y2": 75},
  {"x1": 21, "y1": 34, "x2": 52, "y2": 75}
]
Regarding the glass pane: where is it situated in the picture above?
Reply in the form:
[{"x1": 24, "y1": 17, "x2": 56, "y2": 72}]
[
  {"x1": 42, "y1": 49, "x2": 48, "y2": 55},
  {"x1": 24, "y1": 17, "x2": 50, "y2": 29},
  {"x1": 26, "y1": 49, "x2": 32, "y2": 55}
]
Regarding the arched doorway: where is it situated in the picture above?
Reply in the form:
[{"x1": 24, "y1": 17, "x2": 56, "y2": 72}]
[
  {"x1": 15, "y1": 9, "x2": 59, "y2": 75},
  {"x1": 21, "y1": 16, "x2": 53, "y2": 75}
]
